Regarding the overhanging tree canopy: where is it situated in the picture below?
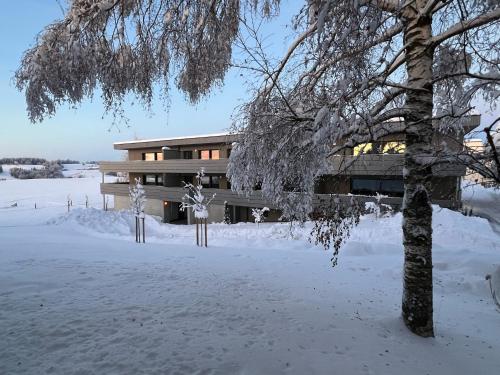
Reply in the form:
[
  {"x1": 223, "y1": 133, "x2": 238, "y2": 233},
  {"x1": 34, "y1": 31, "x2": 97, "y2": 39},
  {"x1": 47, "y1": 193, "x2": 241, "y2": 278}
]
[{"x1": 16, "y1": 0, "x2": 500, "y2": 338}]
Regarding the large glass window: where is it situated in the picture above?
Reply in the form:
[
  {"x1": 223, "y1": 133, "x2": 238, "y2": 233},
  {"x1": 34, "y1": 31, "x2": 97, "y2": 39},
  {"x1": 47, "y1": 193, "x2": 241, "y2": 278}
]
[
  {"x1": 143, "y1": 152, "x2": 156, "y2": 161},
  {"x1": 198, "y1": 149, "x2": 221, "y2": 160},
  {"x1": 144, "y1": 174, "x2": 163, "y2": 185},
  {"x1": 382, "y1": 142, "x2": 405, "y2": 154},
  {"x1": 351, "y1": 178, "x2": 404, "y2": 197},
  {"x1": 145, "y1": 174, "x2": 157, "y2": 185},
  {"x1": 201, "y1": 176, "x2": 211, "y2": 188},
  {"x1": 211, "y1": 175, "x2": 220, "y2": 188},
  {"x1": 353, "y1": 141, "x2": 405, "y2": 156},
  {"x1": 183, "y1": 151, "x2": 193, "y2": 159},
  {"x1": 200, "y1": 150, "x2": 210, "y2": 160},
  {"x1": 199, "y1": 175, "x2": 222, "y2": 188},
  {"x1": 142, "y1": 152, "x2": 163, "y2": 161}
]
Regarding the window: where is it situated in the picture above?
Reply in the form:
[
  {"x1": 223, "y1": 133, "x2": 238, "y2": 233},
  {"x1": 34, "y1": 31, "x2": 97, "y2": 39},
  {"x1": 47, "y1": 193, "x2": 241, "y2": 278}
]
[
  {"x1": 142, "y1": 152, "x2": 163, "y2": 161},
  {"x1": 144, "y1": 174, "x2": 163, "y2": 185},
  {"x1": 199, "y1": 175, "x2": 222, "y2": 188},
  {"x1": 382, "y1": 141, "x2": 405, "y2": 154},
  {"x1": 201, "y1": 176, "x2": 211, "y2": 188},
  {"x1": 200, "y1": 150, "x2": 210, "y2": 160},
  {"x1": 145, "y1": 174, "x2": 157, "y2": 185},
  {"x1": 143, "y1": 152, "x2": 156, "y2": 161},
  {"x1": 183, "y1": 151, "x2": 193, "y2": 159},
  {"x1": 353, "y1": 141, "x2": 405, "y2": 156},
  {"x1": 227, "y1": 148, "x2": 232, "y2": 158},
  {"x1": 211, "y1": 175, "x2": 220, "y2": 189},
  {"x1": 198, "y1": 149, "x2": 220, "y2": 160},
  {"x1": 353, "y1": 143, "x2": 374, "y2": 156},
  {"x1": 351, "y1": 178, "x2": 404, "y2": 197}
]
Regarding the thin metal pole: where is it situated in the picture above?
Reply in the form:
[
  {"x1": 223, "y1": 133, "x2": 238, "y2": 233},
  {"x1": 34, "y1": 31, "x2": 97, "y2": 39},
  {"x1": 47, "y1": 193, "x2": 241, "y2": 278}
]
[
  {"x1": 135, "y1": 217, "x2": 138, "y2": 243},
  {"x1": 205, "y1": 219, "x2": 208, "y2": 247},
  {"x1": 142, "y1": 218, "x2": 145, "y2": 243},
  {"x1": 196, "y1": 219, "x2": 199, "y2": 246}
]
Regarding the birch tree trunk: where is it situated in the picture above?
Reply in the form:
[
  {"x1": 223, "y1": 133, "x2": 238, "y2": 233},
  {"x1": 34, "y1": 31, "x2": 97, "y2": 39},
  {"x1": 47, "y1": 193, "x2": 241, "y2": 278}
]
[{"x1": 401, "y1": 4, "x2": 435, "y2": 337}]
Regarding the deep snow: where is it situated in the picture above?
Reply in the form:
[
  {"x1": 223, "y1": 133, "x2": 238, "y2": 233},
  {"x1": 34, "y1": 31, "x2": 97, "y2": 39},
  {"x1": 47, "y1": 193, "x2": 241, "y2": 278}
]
[{"x1": 0, "y1": 172, "x2": 499, "y2": 374}]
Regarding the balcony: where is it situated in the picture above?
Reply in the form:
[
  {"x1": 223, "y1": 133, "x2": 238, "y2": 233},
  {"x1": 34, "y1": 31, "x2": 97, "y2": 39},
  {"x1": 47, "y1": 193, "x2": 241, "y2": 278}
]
[
  {"x1": 99, "y1": 159, "x2": 228, "y2": 174},
  {"x1": 100, "y1": 183, "x2": 459, "y2": 209},
  {"x1": 100, "y1": 183, "x2": 275, "y2": 208},
  {"x1": 328, "y1": 154, "x2": 466, "y2": 177},
  {"x1": 99, "y1": 154, "x2": 465, "y2": 177}
]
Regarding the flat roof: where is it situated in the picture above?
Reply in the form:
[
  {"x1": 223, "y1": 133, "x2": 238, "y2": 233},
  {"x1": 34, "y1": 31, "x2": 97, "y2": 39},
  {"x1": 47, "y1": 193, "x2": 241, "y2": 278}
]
[{"x1": 114, "y1": 132, "x2": 239, "y2": 150}]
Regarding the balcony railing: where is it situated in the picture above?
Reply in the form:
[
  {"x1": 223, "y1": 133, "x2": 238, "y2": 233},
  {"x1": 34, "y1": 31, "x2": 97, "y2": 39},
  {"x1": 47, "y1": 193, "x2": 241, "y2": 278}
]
[
  {"x1": 99, "y1": 159, "x2": 228, "y2": 174},
  {"x1": 100, "y1": 154, "x2": 465, "y2": 177},
  {"x1": 100, "y1": 183, "x2": 459, "y2": 209}
]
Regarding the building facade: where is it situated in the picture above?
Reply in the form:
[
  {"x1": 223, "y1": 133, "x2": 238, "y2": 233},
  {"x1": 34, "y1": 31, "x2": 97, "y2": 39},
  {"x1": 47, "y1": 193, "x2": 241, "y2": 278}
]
[{"x1": 99, "y1": 116, "x2": 480, "y2": 223}]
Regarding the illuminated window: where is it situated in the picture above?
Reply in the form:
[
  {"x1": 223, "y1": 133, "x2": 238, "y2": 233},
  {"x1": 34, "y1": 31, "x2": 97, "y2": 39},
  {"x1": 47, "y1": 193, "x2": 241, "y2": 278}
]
[
  {"x1": 353, "y1": 143, "x2": 373, "y2": 156},
  {"x1": 198, "y1": 149, "x2": 220, "y2": 160},
  {"x1": 353, "y1": 141, "x2": 405, "y2": 155},
  {"x1": 143, "y1": 152, "x2": 156, "y2": 161},
  {"x1": 382, "y1": 142, "x2": 405, "y2": 154},
  {"x1": 156, "y1": 152, "x2": 164, "y2": 161}
]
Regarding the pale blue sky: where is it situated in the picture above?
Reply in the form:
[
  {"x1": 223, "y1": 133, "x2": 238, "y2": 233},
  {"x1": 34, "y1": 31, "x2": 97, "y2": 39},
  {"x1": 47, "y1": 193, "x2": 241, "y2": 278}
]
[
  {"x1": 0, "y1": 1, "x2": 297, "y2": 161},
  {"x1": 0, "y1": 1, "x2": 497, "y2": 161}
]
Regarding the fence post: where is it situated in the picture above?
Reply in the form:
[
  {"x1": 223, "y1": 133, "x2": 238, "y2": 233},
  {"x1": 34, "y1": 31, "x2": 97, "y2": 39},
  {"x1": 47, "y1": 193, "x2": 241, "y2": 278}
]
[{"x1": 205, "y1": 219, "x2": 208, "y2": 247}]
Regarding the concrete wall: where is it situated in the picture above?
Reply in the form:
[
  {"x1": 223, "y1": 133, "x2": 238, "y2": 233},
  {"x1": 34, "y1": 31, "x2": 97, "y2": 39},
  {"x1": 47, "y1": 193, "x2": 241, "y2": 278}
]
[
  {"x1": 114, "y1": 195, "x2": 130, "y2": 210},
  {"x1": 208, "y1": 204, "x2": 225, "y2": 223},
  {"x1": 145, "y1": 198, "x2": 164, "y2": 218}
]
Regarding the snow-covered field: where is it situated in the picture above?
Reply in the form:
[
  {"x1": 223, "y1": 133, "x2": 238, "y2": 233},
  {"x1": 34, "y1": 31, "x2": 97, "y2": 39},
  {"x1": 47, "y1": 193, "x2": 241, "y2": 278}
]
[{"x1": 0, "y1": 172, "x2": 499, "y2": 375}]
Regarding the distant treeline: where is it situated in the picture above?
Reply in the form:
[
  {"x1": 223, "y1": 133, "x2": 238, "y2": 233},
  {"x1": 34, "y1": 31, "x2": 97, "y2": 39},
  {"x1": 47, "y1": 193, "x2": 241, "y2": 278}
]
[
  {"x1": 0, "y1": 158, "x2": 81, "y2": 165},
  {"x1": 0, "y1": 157, "x2": 48, "y2": 165},
  {"x1": 9, "y1": 162, "x2": 64, "y2": 179}
]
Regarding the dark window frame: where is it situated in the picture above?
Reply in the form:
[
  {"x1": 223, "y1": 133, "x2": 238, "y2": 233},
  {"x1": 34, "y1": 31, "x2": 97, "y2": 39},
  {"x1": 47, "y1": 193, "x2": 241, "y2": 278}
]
[{"x1": 350, "y1": 177, "x2": 404, "y2": 197}]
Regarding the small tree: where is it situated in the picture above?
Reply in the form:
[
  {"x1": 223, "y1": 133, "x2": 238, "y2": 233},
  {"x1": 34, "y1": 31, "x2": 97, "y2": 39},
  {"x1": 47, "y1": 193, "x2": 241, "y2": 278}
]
[
  {"x1": 251, "y1": 207, "x2": 269, "y2": 227},
  {"x1": 181, "y1": 169, "x2": 215, "y2": 247},
  {"x1": 129, "y1": 177, "x2": 146, "y2": 243}
]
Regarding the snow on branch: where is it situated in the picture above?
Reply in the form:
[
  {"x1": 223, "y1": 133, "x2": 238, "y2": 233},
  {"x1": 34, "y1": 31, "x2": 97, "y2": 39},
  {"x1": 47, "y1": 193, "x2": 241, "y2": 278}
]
[
  {"x1": 129, "y1": 177, "x2": 146, "y2": 218},
  {"x1": 180, "y1": 168, "x2": 216, "y2": 219}
]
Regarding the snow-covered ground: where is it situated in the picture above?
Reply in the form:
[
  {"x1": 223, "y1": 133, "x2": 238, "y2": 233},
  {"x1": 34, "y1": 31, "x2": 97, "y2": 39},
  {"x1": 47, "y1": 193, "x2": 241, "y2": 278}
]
[
  {"x1": 462, "y1": 183, "x2": 500, "y2": 233},
  {"x1": 0, "y1": 174, "x2": 499, "y2": 375}
]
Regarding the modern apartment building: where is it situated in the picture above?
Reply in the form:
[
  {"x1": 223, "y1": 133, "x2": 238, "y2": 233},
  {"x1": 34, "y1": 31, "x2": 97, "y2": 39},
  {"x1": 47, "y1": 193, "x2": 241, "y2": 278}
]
[{"x1": 99, "y1": 116, "x2": 480, "y2": 223}]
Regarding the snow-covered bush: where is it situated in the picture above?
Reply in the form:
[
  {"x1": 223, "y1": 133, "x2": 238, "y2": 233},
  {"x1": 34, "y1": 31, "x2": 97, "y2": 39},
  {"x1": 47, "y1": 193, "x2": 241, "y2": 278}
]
[
  {"x1": 180, "y1": 169, "x2": 215, "y2": 220},
  {"x1": 9, "y1": 161, "x2": 64, "y2": 179},
  {"x1": 365, "y1": 193, "x2": 393, "y2": 219},
  {"x1": 251, "y1": 207, "x2": 269, "y2": 226}
]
